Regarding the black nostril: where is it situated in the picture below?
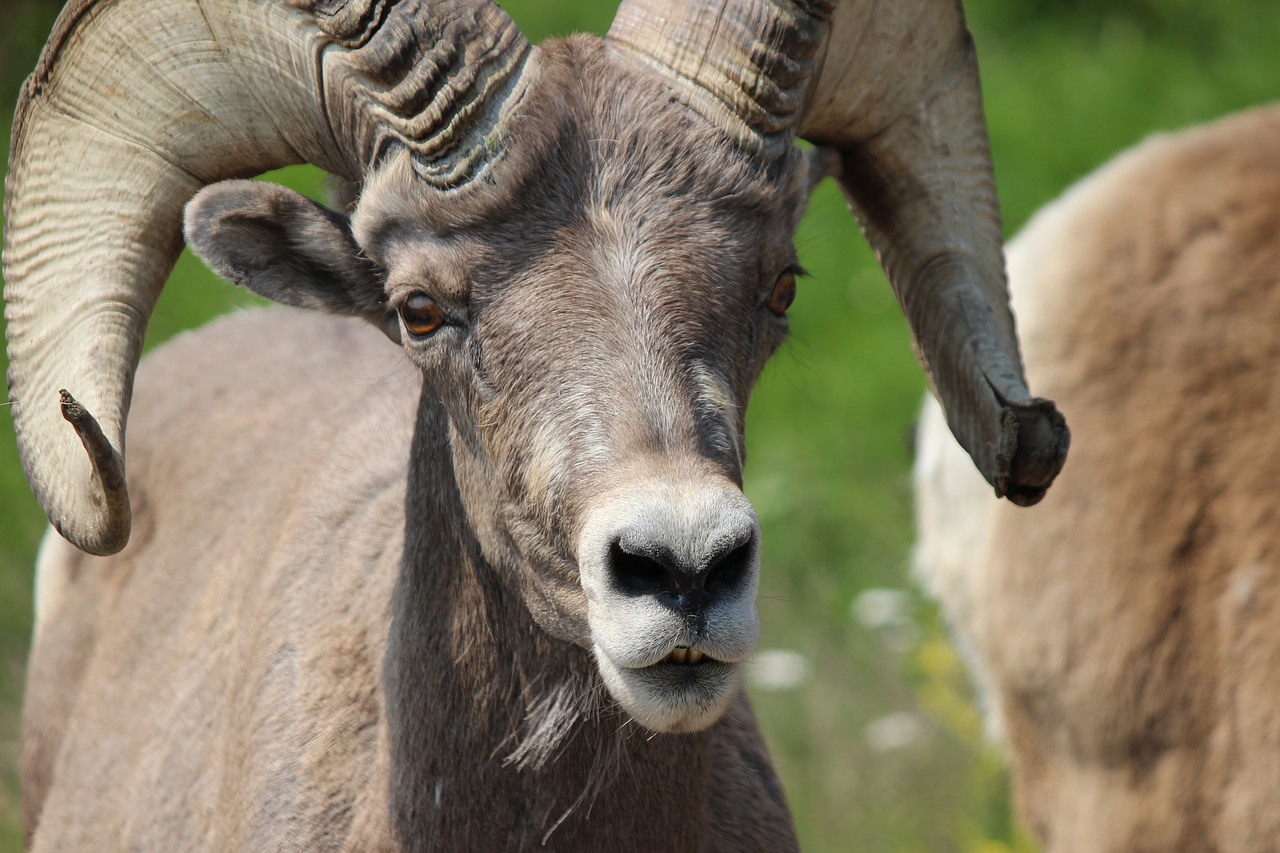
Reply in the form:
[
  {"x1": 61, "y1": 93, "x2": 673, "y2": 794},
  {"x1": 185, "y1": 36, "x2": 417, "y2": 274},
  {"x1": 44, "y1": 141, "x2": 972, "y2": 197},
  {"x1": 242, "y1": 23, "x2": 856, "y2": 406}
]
[
  {"x1": 705, "y1": 540, "x2": 753, "y2": 593},
  {"x1": 606, "y1": 535, "x2": 755, "y2": 609},
  {"x1": 609, "y1": 542, "x2": 680, "y2": 598}
]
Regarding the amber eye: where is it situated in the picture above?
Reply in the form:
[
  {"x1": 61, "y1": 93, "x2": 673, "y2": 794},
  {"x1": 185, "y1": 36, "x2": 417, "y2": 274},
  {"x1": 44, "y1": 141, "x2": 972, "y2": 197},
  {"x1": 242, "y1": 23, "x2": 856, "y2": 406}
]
[
  {"x1": 399, "y1": 293, "x2": 447, "y2": 337},
  {"x1": 768, "y1": 273, "x2": 797, "y2": 315}
]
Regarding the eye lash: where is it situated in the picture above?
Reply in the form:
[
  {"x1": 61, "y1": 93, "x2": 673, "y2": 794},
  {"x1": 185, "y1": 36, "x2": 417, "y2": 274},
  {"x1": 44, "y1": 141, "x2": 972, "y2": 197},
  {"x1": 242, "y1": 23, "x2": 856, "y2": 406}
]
[
  {"x1": 389, "y1": 287, "x2": 460, "y2": 316},
  {"x1": 386, "y1": 286, "x2": 425, "y2": 310}
]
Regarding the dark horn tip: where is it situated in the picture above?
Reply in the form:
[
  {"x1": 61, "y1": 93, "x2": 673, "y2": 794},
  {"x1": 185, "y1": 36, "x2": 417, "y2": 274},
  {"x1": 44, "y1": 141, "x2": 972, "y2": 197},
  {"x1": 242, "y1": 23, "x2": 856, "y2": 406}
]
[
  {"x1": 996, "y1": 402, "x2": 1071, "y2": 508},
  {"x1": 59, "y1": 389, "x2": 126, "y2": 494},
  {"x1": 58, "y1": 388, "x2": 86, "y2": 423},
  {"x1": 58, "y1": 389, "x2": 131, "y2": 554}
]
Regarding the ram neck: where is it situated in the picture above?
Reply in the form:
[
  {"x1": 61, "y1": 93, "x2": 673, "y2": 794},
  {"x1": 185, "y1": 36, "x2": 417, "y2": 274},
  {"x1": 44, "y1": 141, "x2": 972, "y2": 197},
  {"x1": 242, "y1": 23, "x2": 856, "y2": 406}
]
[{"x1": 383, "y1": 389, "x2": 714, "y2": 851}]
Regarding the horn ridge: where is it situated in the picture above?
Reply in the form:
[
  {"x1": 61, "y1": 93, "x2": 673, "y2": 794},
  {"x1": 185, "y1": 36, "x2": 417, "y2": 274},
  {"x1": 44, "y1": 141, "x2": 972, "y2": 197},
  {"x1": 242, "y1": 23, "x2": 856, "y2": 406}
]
[
  {"x1": 607, "y1": 0, "x2": 833, "y2": 160},
  {"x1": 310, "y1": 0, "x2": 395, "y2": 47},
  {"x1": 322, "y1": 0, "x2": 538, "y2": 183}
]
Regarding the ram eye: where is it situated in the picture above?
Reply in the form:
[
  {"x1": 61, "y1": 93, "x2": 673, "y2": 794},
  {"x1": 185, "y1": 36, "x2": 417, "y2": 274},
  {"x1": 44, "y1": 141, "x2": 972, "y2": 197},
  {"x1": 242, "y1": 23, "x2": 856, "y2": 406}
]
[
  {"x1": 768, "y1": 272, "x2": 797, "y2": 316},
  {"x1": 400, "y1": 293, "x2": 446, "y2": 337}
]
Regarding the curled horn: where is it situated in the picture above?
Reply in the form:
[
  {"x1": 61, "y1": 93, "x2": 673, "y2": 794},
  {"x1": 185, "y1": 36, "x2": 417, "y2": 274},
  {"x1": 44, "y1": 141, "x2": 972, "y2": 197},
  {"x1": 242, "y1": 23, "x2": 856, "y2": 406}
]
[
  {"x1": 3, "y1": 0, "x2": 537, "y2": 554},
  {"x1": 607, "y1": 0, "x2": 1069, "y2": 505}
]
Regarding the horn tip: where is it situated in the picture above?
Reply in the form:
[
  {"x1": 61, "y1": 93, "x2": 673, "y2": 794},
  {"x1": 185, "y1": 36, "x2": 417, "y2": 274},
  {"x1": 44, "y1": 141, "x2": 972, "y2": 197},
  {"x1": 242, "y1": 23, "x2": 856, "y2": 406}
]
[
  {"x1": 56, "y1": 389, "x2": 132, "y2": 555},
  {"x1": 995, "y1": 402, "x2": 1071, "y2": 507}
]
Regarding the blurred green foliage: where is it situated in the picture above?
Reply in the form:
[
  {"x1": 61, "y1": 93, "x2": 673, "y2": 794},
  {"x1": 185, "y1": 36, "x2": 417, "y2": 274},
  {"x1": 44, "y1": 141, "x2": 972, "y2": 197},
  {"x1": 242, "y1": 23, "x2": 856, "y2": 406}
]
[{"x1": 1, "y1": 0, "x2": 1277, "y2": 850}]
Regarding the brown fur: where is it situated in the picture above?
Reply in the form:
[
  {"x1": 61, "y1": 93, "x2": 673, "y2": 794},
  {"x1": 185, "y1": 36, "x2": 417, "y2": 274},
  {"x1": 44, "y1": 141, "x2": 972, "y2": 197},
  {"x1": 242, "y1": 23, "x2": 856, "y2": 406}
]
[
  {"x1": 915, "y1": 103, "x2": 1280, "y2": 852},
  {"x1": 23, "y1": 39, "x2": 805, "y2": 850}
]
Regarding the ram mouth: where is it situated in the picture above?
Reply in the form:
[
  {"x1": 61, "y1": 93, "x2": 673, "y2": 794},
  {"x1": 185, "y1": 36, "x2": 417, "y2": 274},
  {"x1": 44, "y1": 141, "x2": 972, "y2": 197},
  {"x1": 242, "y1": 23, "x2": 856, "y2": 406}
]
[
  {"x1": 594, "y1": 644, "x2": 741, "y2": 732},
  {"x1": 659, "y1": 646, "x2": 715, "y2": 666}
]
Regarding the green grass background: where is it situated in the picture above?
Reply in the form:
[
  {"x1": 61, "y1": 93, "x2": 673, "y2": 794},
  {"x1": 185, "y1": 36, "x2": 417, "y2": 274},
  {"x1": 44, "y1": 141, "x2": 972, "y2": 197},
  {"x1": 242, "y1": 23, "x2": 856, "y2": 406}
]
[{"x1": 1, "y1": 1, "x2": 1276, "y2": 850}]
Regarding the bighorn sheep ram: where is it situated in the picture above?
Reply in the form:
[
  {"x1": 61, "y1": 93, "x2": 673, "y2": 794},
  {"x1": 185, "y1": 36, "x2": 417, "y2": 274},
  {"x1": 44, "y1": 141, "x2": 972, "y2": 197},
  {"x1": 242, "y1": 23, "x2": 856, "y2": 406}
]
[
  {"x1": 915, "y1": 103, "x2": 1280, "y2": 852},
  {"x1": 6, "y1": 0, "x2": 1068, "y2": 848}
]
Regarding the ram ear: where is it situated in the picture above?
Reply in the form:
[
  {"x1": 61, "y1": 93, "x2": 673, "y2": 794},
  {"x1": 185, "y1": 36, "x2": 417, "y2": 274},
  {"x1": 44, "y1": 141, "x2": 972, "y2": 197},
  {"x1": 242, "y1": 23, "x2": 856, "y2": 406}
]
[{"x1": 184, "y1": 181, "x2": 400, "y2": 342}]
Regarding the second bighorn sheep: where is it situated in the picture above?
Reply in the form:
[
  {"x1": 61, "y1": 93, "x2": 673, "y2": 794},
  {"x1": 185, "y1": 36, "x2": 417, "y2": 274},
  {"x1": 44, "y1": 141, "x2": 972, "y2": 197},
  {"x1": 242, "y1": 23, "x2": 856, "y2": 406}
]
[
  {"x1": 915, "y1": 103, "x2": 1280, "y2": 852},
  {"x1": 7, "y1": 0, "x2": 1068, "y2": 848}
]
